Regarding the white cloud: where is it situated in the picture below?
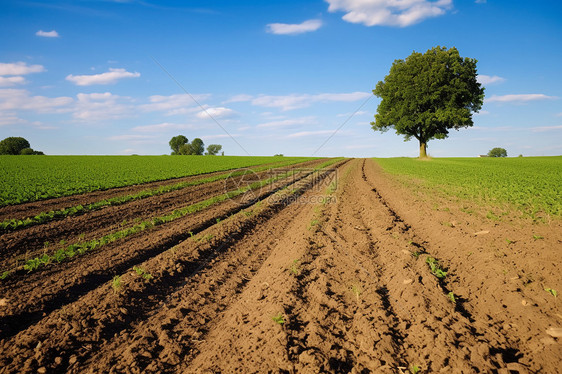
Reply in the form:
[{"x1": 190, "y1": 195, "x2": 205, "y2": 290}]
[
  {"x1": 477, "y1": 75, "x2": 505, "y2": 85},
  {"x1": 487, "y1": 94, "x2": 557, "y2": 103},
  {"x1": 201, "y1": 134, "x2": 239, "y2": 140},
  {"x1": 0, "y1": 62, "x2": 45, "y2": 76},
  {"x1": 257, "y1": 116, "x2": 317, "y2": 128},
  {"x1": 266, "y1": 19, "x2": 322, "y2": 35},
  {"x1": 196, "y1": 107, "x2": 237, "y2": 119},
  {"x1": 36, "y1": 30, "x2": 60, "y2": 38},
  {"x1": 0, "y1": 88, "x2": 72, "y2": 113},
  {"x1": 74, "y1": 92, "x2": 134, "y2": 120},
  {"x1": 132, "y1": 122, "x2": 201, "y2": 132},
  {"x1": 66, "y1": 68, "x2": 140, "y2": 86},
  {"x1": 140, "y1": 93, "x2": 211, "y2": 115},
  {"x1": 108, "y1": 134, "x2": 155, "y2": 142},
  {"x1": 325, "y1": 0, "x2": 452, "y2": 27},
  {"x1": 250, "y1": 91, "x2": 370, "y2": 111},
  {"x1": 337, "y1": 110, "x2": 368, "y2": 117},
  {"x1": 224, "y1": 94, "x2": 253, "y2": 103},
  {"x1": 0, "y1": 76, "x2": 26, "y2": 87},
  {"x1": 531, "y1": 125, "x2": 562, "y2": 133},
  {"x1": 287, "y1": 130, "x2": 335, "y2": 138}
]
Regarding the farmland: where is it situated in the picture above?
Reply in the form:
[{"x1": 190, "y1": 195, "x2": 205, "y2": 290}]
[
  {"x1": 0, "y1": 155, "x2": 314, "y2": 206},
  {"x1": 0, "y1": 157, "x2": 561, "y2": 373}
]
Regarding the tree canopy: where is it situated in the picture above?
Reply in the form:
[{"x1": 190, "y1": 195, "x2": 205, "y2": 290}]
[
  {"x1": 0, "y1": 137, "x2": 44, "y2": 155},
  {"x1": 206, "y1": 144, "x2": 222, "y2": 155},
  {"x1": 488, "y1": 147, "x2": 507, "y2": 157},
  {"x1": 372, "y1": 46, "x2": 485, "y2": 158},
  {"x1": 169, "y1": 136, "x2": 210, "y2": 155},
  {"x1": 169, "y1": 135, "x2": 188, "y2": 155}
]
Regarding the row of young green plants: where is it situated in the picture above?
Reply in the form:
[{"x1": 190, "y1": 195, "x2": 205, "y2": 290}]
[
  {"x1": 0, "y1": 158, "x2": 310, "y2": 233},
  {"x1": 1, "y1": 159, "x2": 343, "y2": 280},
  {"x1": 0, "y1": 155, "x2": 314, "y2": 206}
]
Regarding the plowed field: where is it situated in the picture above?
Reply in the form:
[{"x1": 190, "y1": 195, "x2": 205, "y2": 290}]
[{"x1": 0, "y1": 158, "x2": 560, "y2": 373}]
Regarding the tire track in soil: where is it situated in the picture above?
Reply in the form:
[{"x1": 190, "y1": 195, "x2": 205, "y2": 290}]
[
  {"x1": 0, "y1": 159, "x2": 324, "y2": 266},
  {"x1": 0, "y1": 163, "x2": 344, "y2": 373},
  {"x1": 356, "y1": 159, "x2": 528, "y2": 372},
  {"x1": 0, "y1": 161, "x2": 334, "y2": 341}
]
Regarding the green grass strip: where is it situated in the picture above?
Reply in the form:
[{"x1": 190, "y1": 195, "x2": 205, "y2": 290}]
[{"x1": 0, "y1": 158, "x2": 313, "y2": 233}]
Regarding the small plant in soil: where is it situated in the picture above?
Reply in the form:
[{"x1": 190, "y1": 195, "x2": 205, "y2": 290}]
[
  {"x1": 0, "y1": 271, "x2": 11, "y2": 280},
  {"x1": 272, "y1": 313, "x2": 285, "y2": 325},
  {"x1": 409, "y1": 364, "x2": 421, "y2": 374},
  {"x1": 545, "y1": 288, "x2": 558, "y2": 298},
  {"x1": 112, "y1": 275, "x2": 123, "y2": 294},
  {"x1": 447, "y1": 291, "x2": 456, "y2": 303},
  {"x1": 133, "y1": 266, "x2": 153, "y2": 281},
  {"x1": 289, "y1": 260, "x2": 300, "y2": 276},
  {"x1": 505, "y1": 238, "x2": 514, "y2": 245},
  {"x1": 426, "y1": 257, "x2": 447, "y2": 279},
  {"x1": 533, "y1": 234, "x2": 544, "y2": 240},
  {"x1": 411, "y1": 251, "x2": 421, "y2": 258},
  {"x1": 351, "y1": 284, "x2": 361, "y2": 302},
  {"x1": 308, "y1": 219, "x2": 319, "y2": 230}
]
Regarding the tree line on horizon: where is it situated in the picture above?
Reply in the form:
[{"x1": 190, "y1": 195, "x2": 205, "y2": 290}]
[
  {"x1": 0, "y1": 137, "x2": 44, "y2": 155},
  {"x1": 169, "y1": 135, "x2": 223, "y2": 156}
]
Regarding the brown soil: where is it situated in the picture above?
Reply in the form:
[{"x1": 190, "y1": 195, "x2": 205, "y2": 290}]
[{"x1": 0, "y1": 158, "x2": 560, "y2": 373}]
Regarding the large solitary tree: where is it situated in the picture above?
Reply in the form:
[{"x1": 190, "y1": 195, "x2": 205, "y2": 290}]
[
  {"x1": 372, "y1": 46, "x2": 485, "y2": 158},
  {"x1": 0, "y1": 137, "x2": 44, "y2": 155}
]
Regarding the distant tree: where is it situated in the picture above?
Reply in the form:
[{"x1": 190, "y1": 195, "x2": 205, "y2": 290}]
[
  {"x1": 274, "y1": 154, "x2": 284, "y2": 157},
  {"x1": 488, "y1": 147, "x2": 507, "y2": 157},
  {"x1": 372, "y1": 46, "x2": 485, "y2": 158},
  {"x1": 169, "y1": 135, "x2": 188, "y2": 155},
  {"x1": 205, "y1": 144, "x2": 222, "y2": 155},
  {"x1": 190, "y1": 138, "x2": 205, "y2": 155},
  {"x1": 0, "y1": 137, "x2": 31, "y2": 155},
  {"x1": 178, "y1": 143, "x2": 192, "y2": 155}
]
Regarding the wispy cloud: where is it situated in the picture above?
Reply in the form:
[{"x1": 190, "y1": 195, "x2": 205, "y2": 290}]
[
  {"x1": 196, "y1": 107, "x2": 237, "y2": 119},
  {"x1": 74, "y1": 92, "x2": 134, "y2": 120},
  {"x1": 257, "y1": 116, "x2": 317, "y2": 128},
  {"x1": 0, "y1": 88, "x2": 72, "y2": 113},
  {"x1": 66, "y1": 68, "x2": 140, "y2": 86},
  {"x1": 287, "y1": 130, "x2": 335, "y2": 138},
  {"x1": 36, "y1": 30, "x2": 60, "y2": 38},
  {"x1": 0, "y1": 62, "x2": 45, "y2": 75},
  {"x1": 487, "y1": 94, "x2": 557, "y2": 103},
  {"x1": 477, "y1": 74, "x2": 505, "y2": 85},
  {"x1": 531, "y1": 125, "x2": 562, "y2": 132},
  {"x1": 240, "y1": 91, "x2": 370, "y2": 111},
  {"x1": 266, "y1": 19, "x2": 322, "y2": 35},
  {"x1": 132, "y1": 122, "x2": 201, "y2": 133},
  {"x1": 0, "y1": 76, "x2": 26, "y2": 87},
  {"x1": 325, "y1": 0, "x2": 452, "y2": 27},
  {"x1": 140, "y1": 93, "x2": 210, "y2": 115}
]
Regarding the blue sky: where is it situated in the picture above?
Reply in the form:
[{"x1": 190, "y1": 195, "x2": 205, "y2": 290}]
[{"x1": 0, "y1": 0, "x2": 561, "y2": 157}]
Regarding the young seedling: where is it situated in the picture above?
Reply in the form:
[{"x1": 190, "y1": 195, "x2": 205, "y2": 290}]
[
  {"x1": 545, "y1": 288, "x2": 558, "y2": 298},
  {"x1": 505, "y1": 238, "x2": 514, "y2": 245},
  {"x1": 426, "y1": 257, "x2": 447, "y2": 279},
  {"x1": 533, "y1": 234, "x2": 544, "y2": 240},
  {"x1": 351, "y1": 284, "x2": 361, "y2": 302},
  {"x1": 447, "y1": 291, "x2": 456, "y2": 303},
  {"x1": 133, "y1": 266, "x2": 153, "y2": 281},
  {"x1": 308, "y1": 219, "x2": 319, "y2": 230},
  {"x1": 289, "y1": 260, "x2": 300, "y2": 276},
  {"x1": 411, "y1": 251, "x2": 421, "y2": 259},
  {"x1": 272, "y1": 312, "x2": 285, "y2": 325},
  {"x1": 216, "y1": 218, "x2": 221, "y2": 224},
  {"x1": 0, "y1": 271, "x2": 11, "y2": 280},
  {"x1": 409, "y1": 364, "x2": 421, "y2": 374},
  {"x1": 112, "y1": 275, "x2": 123, "y2": 294}
]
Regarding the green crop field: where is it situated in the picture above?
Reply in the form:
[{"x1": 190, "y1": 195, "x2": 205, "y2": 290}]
[
  {"x1": 373, "y1": 156, "x2": 562, "y2": 218},
  {"x1": 0, "y1": 155, "x2": 316, "y2": 207}
]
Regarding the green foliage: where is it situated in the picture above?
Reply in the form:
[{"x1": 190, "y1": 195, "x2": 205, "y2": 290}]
[
  {"x1": 169, "y1": 135, "x2": 188, "y2": 155},
  {"x1": 488, "y1": 147, "x2": 507, "y2": 157},
  {"x1": 206, "y1": 144, "x2": 222, "y2": 155},
  {"x1": 447, "y1": 291, "x2": 456, "y2": 303},
  {"x1": 374, "y1": 157, "x2": 562, "y2": 218},
  {"x1": 0, "y1": 137, "x2": 30, "y2": 155},
  {"x1": 189, "y1": 138, "x2": 205, "y2": 155},
  {"x1": 133, "y1": 266, "x2": 153, "y2": 281},
  {"x1": 426, "y1": 257, "x2": 447, "y2": 279},
  {"x1": 372, "y1": 46, "x2": 484, "y2": 158},
  {"x1": 409, "y1": 364, "x2": 421, "y2": 374},
  {"x1": 272, "y1": 313, "x2": 285, "y2": 325},
  {"x1": 112, "y1": 275, "x2": 123, "y2": 294},
  {"x1": 545, "y1": 288, "x2": 558, "y2": 297},
  {"x1": 0, "y1": 155, "x2": 314, "y2": 207}
]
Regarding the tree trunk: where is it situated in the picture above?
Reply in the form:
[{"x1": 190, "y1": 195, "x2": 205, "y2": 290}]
[{"x1": 419, "y1": 140, "x2": 427, "y2": 158}]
